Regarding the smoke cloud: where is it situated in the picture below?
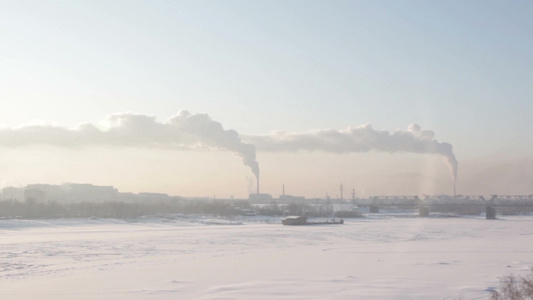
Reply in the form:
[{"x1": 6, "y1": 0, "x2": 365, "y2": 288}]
[
  {"x1": 0, "y1": 112, "x2": 457, "y2": 185},
  {"x1": 243, "y1": 124, "x2": 458, "y2": 182},
  {"x1": 0, "y1": 111, "x2": 260, "y2": 178}
]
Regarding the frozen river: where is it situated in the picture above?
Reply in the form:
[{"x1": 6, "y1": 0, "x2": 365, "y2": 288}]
[{"x1": 1, "y1": 214, "x2": 533, "y2": 299}]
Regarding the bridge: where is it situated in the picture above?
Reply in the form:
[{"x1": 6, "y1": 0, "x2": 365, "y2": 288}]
[{"x1": 354, "y1": 195, "x2": 533, "y2": 219}]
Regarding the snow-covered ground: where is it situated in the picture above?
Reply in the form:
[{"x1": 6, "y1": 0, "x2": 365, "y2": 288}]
[{"x1": 1, "y1": 213, "x2": 533, "y2": 299}]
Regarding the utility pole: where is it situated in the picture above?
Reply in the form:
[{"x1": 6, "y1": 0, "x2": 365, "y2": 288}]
[{"x1": 339, "y1": 183, "x2": 343, "y2": 200}]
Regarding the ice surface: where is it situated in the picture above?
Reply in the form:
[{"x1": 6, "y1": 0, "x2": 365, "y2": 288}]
[{"x1": 1, "y1": 214, "x2": 533, "y2": 299}]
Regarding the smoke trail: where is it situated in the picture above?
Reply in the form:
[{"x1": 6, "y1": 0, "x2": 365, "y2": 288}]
[
  {"x1": 0, "y1": 111, "x2": 260, "y2": 178},
  {"x1": 243, "y1": 123, "x2": 458, "y2": 182}
]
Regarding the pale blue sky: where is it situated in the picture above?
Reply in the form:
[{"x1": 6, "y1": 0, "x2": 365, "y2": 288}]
[{"x1": 1, "y1": 1, "x2": 532, "y2": 196}]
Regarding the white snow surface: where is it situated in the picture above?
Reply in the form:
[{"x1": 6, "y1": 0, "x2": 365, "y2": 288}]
[{"x1": 1, "y1": 214, "x2": 533, "y2": 299}]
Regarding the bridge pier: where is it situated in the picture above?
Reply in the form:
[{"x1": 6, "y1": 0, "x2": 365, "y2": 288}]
[
  {"x1": 419, "y1": 206, "x2": 429, "y2": 217},
  {"x1": 485, "y1": 206, "x2": 496, "y2": 219},
  {"x1": 369, "y1": 205, "x2": 379, "y2": 213}
]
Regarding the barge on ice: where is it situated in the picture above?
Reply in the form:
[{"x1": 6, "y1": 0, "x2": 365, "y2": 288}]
[{"x1": 282, "y1": 216, "x2": 344, "y2": 226}]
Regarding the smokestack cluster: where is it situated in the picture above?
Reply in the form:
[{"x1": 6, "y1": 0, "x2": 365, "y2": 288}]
[{"x1": 243, "y1": 123, "x2": 458, "y2": 183}]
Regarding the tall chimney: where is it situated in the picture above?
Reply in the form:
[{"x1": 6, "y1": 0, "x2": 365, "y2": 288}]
[{"x1": 257, "y1": 174, "x2": 260, "y2": 194}]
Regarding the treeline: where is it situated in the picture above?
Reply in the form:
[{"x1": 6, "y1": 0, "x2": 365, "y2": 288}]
[
  {"x1": 0, "y1": 198, "x2": 253, "y2": 219},
  {"x1": 255, "y1": 202, "x2": 362, "y2": 218},
  {"x1": 428, "y1": 204, "x2": 533, "y2": 216},
  {"x1": 0, "y1": 198, "x2": 363, "y2": 219},
  {"x1": 255, "y1": 202, "x2": 331, "y2": 217},
  {"x1": 428, "y1": 204, "x2": 483, "y2": 215}
]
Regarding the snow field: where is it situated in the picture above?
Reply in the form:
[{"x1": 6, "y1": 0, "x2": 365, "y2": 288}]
[{"x1": 1, "y1": 215, "x2": 533, "y2": 299}]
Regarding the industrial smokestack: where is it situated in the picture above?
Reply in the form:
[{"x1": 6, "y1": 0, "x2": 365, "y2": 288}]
[{"x1": 257, "y1": 174, "x2": 260, "y2": 194}]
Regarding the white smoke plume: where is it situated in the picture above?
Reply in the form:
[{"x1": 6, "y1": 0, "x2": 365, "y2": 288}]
[
  {"x1": 0, "y1": 111, "x2": 260, "y2": 178},
  {"x1": 243, "y1": 123, "x2": 458, "y2": 182}
]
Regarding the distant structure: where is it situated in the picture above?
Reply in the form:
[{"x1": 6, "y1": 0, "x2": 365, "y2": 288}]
[
  {"x1": 62, "y1": 183, "x2": 118, "y2": 201},
  {"x1": 257, "y1": 174, "x2": 260, "y2": 194},
  {"x1": 249, "y1": 193, "x2": 273, "y2": 204},
  {"x1": 279, "y1": 194, "x2": 306, "y2": 204},
  {"x1": 0, "y1": 183, "x2": 177, "y2": 203},
  {"x1": 1, "y1": 187, "x2": 24, "y2": 201},
  {"x1": 24, "y1": 188, "x2": 46, "y2": 203}
]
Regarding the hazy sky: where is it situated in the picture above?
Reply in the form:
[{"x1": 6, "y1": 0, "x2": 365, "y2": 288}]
[{"x1": 1, "y1": 0, "x2": 532, "y2": 198}]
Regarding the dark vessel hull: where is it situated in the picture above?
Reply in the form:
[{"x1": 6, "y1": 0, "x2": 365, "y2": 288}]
[{"x1": 282, "y1": 217, "x2": 344, "y2": 226}]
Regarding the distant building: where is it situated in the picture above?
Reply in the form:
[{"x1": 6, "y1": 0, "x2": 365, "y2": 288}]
[
  {"x1": 26, "y1": 184, "x2": 66, "y2": 202},
  {"x1": 278, "y1": 195, "x2": 306, "y2": 204},
  {"x1": 24, "y1": 188, "x2": 46, "y2": 203},
  {"x1": 138, "y1": 192, "x2": 169, "y2": 198},
  {"x1": 136, "y1": 192, "x2": 173, "y2": 203},
  {"x1": 1, "y1": 187, "x2": 24, "y2": 201},
  {"x1": 62, "y1": 183, "x2": 118, "y2": 202},
  {"x1": 249, "y1": 193, "x2": 273, "y2": 204}
]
